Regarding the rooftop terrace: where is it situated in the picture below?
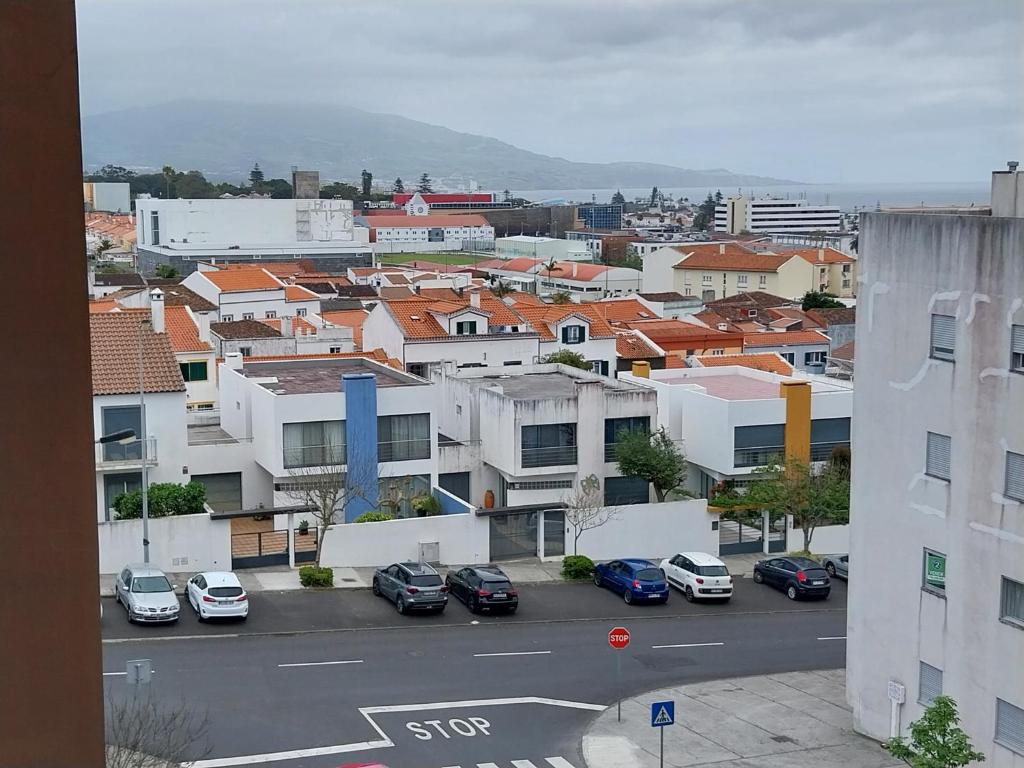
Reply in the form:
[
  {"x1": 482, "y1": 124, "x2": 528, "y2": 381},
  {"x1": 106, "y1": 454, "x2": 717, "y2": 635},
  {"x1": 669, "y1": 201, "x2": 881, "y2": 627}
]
[{"x1": 237, "y1": 357, "x2": 424, "y2": 395}]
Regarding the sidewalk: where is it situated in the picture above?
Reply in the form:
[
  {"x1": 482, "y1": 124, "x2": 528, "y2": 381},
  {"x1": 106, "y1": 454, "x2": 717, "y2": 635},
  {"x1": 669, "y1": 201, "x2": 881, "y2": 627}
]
[{"x1": 582, "y1": 669, "x2": 900, "y2": 768}]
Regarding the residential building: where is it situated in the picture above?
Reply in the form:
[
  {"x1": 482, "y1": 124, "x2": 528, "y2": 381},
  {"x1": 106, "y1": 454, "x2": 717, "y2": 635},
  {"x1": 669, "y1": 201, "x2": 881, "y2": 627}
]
[
  {"x1": 635, "y1": 291, "x2": 704, "y2": 319},
  {"x1": 566, "y1": 229, "x2": 633, "y2": 262},
  {"x1": 83, "y1": 181, "x2": 130, "y2": 213},
  {"x1": 615, "y1": 330, "x2": 667, "y2": 374},
  {"x1": 617, "y1": 319, "x2": 745, "y2": 362},
  {"x1": 743, "y1": 330, "x2": 831, "y2": 372},
  {"x1": 359, "y1": 213, "x2": 495, "y2": 254},
  {"x1": 577, "y1": 203, "x2": 623, "y2": 231},
  {"x1": 477, "y1": 257, "x2": 642, "y2": 301},
  {"x1": 847, "y1": 166, "x2": 1024, "y2": 764},
  {"x1": 209, "y1": 317, "x2": 354, "y2": 358},
  {"x1": 134, "y1": 197, "x2": 372, "y2": 275},
  {"x1": 688, "y1": 352, "x2": 794, "y2": 377},
  {"x1": 805, "y1": 307, "x2": 857, "y2": 354},
  {"x1": 432, "y1": 363, "x2": 657, "y2": 513},
  {"x1": 495, "y1": 235, "x2": 590, "y2": 261},
  {"x1": 181, "y1": 266, "x2": 321, "y2": 321},
  {"x1": 644, "y1": 242, "x2": 857, "y2": 300},
  {"x1": 157, "y1": 291, "x2": 218, "y2": 411},
  {"x1": 510, "y1": 299, "x2": 619, "y2": 376},
  {"x1": 715, "y1": 196, "x2": 841, "y2": 234}
]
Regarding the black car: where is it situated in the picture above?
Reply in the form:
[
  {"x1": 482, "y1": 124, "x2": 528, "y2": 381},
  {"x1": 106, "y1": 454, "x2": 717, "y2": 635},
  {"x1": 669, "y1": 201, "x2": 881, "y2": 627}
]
[
  {"x1": 753, "y1": 556, "x2": 831, "y2": 600},
  {"x1": 445, "y1": 565, "x2": 519, "y2": 614}
]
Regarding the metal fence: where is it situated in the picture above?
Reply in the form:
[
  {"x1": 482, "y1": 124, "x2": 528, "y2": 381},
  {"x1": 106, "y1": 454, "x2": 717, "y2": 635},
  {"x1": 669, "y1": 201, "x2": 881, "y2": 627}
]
[{"x1": 521, "y1": 444, "x2": 578, "y2": 468}]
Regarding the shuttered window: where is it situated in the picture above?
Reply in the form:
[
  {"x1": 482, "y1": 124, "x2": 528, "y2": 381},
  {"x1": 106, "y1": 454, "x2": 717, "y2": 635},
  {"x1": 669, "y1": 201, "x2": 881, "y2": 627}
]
[
  {"x1": 918, "y1": 661, "x2": 943, "y2": 705},
  {"x1": 930, "y1": 314, "x2": 956, "y2": 361},
  {"x1": 925, "y1": 432, "x2": 951, "y2": 481},
  {"x1": 996, "y1": 698, "x2": 1024, "y2": 756},
  {"x1": 1000, "y1": 577, "x2": 1024, "y2": 628},
  {"x1": 1012, "y1": 325, "x2": 1024, "y2": 372},
  {"x1": 1006, "y1": 451, "x2": 1024, "y2": 502}
]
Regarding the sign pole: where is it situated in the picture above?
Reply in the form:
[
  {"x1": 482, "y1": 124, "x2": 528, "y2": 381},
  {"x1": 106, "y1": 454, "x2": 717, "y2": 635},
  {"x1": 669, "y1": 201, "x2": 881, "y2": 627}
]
[
  {"x1": 616, "y1": 651, "x2": 621, "y2": 722},
  {"x1": 607, "y1": 626, "x2": 631, "y2": 724},
  {"x1": 660, "y1": 725, "x2": 664, "y2": 768}
]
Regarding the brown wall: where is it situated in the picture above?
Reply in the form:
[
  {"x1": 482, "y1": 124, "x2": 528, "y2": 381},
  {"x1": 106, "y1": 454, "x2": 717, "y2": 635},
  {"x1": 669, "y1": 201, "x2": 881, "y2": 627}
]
[{"x1": 0, "y1": 2, "x2": 106, "y2": 765}]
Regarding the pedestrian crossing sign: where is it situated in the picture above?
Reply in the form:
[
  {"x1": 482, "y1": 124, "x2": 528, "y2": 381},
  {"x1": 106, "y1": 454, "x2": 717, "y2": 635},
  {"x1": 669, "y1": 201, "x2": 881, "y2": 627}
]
[{"x1": 651, "y1": 700, "x2": 675, "y2": 727}]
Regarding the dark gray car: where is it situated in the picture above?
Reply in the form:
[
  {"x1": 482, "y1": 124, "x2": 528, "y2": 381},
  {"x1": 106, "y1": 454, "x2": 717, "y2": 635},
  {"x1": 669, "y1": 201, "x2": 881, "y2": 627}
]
[{"x1": 372, "y1": 562, "x2": 448, "y2": 614}]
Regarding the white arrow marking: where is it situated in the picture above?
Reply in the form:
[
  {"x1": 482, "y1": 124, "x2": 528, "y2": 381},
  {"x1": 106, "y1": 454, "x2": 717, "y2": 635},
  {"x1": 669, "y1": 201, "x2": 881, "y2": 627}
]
[{"x1": 651, "y1": 642, "x2": 724, "y2": 649}]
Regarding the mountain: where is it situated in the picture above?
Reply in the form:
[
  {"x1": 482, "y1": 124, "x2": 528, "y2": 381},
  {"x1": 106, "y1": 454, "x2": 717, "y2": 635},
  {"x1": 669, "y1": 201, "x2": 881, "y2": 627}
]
[{"x1": 81, "y1": 100, "x2": 798, "y2": 190}]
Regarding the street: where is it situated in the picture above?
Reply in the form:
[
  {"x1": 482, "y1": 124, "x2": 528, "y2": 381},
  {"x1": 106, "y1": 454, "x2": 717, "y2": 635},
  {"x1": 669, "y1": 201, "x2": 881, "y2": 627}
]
[{"x1": 102, "y1": 579, "x2": 848, "y2": 768}]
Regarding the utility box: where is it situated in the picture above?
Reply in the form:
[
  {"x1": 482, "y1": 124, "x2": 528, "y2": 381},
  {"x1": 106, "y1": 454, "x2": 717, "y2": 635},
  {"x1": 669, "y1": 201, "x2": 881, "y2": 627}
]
[{"x1": 418, "y1": 541, "x2": 440, "y2": 564}]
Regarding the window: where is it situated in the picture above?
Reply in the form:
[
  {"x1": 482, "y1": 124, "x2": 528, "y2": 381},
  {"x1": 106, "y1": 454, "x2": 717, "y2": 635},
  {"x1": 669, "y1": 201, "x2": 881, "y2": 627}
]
[
  {"x1": 378, "y1": 413, "x2": 431, "y2": 461},
  {"x1": 781, "y1": 352, "x2": 795, "y2": 364},
  {"x1": 455, "y1": 320, "x2": 478, "y2": 335},
  {"x1": 929, "y1": 313, "x2": 956, "y2": 361},
  {"x1": 918, "y1": 661, "x2": 943, "y2": 705},
  {"x1": 283, "y1": 420, "x2": 345, "y2": 468},
  {"x1": 238, "y1": 346, "x2": 252, "y2": 357},
  {"x1": 804, "y1": 351, "x2": 826, "y2": 365},
  {"x1": 1012, "y1": 325, "x2": 1024, "y2": 372},
  {"x1": 562, "y1": 325, "x2": 585, "y2": 344},
  {"x1": 179, "y1": 361, "x2": 208, "y2": 382},
  {"x1": 101, "y1": 405, "x2": 142, "y2": 461},
  {"x1": 503, "y1": 360, "x2": 522, "y2": 366},
  {"x1": 996, "y1": 699, "x2": 1024, "y2": 756},
  {"x1": 604, "y1": 476, "x2": 650, "y2": 505},
  {"x1": 734, "y1": 423, "x2": 785, "y2": 467},
  {"x1": 150, "y1": 211, "x2": 160, "y2": 246},
  {"x1": 265, "y1": 311, "x2": 276, "y2": 319},
  {"x1": 103, "y1": 472, "x2": 141, "y2": 521},
  {"x1": 737, "y1": 274, "x2": 748, "y2": 287},
  {"x1": 1001, "y1": 577, "x2": 1024, "y2": 628},
  {"x1": 590, "y1": 360, "x2": 609, "y2": 376},
  {"x1": 759, "y1": 274, "x2": 768, "y2": 288},
  {"x1": 810, "y1": 417, "x2": 851, "y2": 461},
  {"x1": 297, "y1": 308, "x2": 307, "y2": 317},
  {"x1": 922, "y1": 548, "x2": 946, "y2": 596},
  {"x1": 605, "y1": 416, "x2": 650, "y2": 461},
  {"x1": 1006, "y1": 451, "x2": 1024, "y2": 501},
  {"x1": 329, "y1": 346, "x2": 342, "y2": 354},
  {"x1": 222, "y1": 314, "x2": 233, "y2": 322},
  {"x1": 521, "y1": 423, "x2": 577, "y2": 467},
  {"x1": 242, "y1": 312, "x2": 254, "y2": 320},
  {"x1": 710, "y1": 348, "x2": 725, "y2": 356},
  {"x1": 925, "y1": 432, "x2": 951, "y2": 480},
  {"x1": 702, "y1": 274, "x2": 713, "y2": 286}
]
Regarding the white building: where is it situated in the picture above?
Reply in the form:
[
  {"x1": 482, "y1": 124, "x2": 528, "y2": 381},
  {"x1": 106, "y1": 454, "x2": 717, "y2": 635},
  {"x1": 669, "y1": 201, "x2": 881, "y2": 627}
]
[
  {"x1": 478, "y1": 257, "x2": 642, "y2": 301},
  {"x1": 496, "y1": 235, "x2": 590, "y2": 262},
  {"x1": 134, "y1": 197, "x2": 372, "y2": 275},
  {"x1": 847, "y1": 166, "x2": 1024, "y2": 765},
  {"x1": 181, "y1": 265, "x2": 321, "y2": 322},
  {"x1": 432, "y1": 364, "x2": 658, "y2": 516},
  {"x1": 715, "y1": 196, "x2": 841, "y2": 234},
  {"x1": 83, "y1": 181, "x2": 130, "y2": 213},
  {"x1": 362, "y1": 214, "x2": 495, "y2": 254}
]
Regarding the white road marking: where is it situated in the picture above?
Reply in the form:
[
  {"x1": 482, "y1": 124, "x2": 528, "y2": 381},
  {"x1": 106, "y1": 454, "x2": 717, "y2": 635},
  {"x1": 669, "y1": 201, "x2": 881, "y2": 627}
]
[
  {"x1": 184, "y1": 738, "x2": 392, "y2": 767},
  {"x1": 511, "y1": 760, "x2": 538, "y2": 768},
  {"x1": 651, "y1": 642, "x2": 725, "y2": 649},
  {"x1": 817, "y1": 636, "x2": 846, "y2": 641},
  {"x1": 103, "y1": 671, "x2": 156, "y2": 676},
  {"x1": 477, "y1": 763, "x2": 502, "y2": 768},
  {"x1": 277, "y1": 659, "x2": 364, "y2": 668},
  {"x1": 545, "y1": 759, "x2": 578, "y2": 768},
  {"x1": 473, "y1": 650, "x2": 551, "y2": 658},
  {"x1": 359, "y1": 695, "x2": 607, "y2": 715}
]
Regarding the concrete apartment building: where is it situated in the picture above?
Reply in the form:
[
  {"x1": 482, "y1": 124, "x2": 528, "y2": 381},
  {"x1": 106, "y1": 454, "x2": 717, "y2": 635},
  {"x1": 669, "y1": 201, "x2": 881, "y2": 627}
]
[
  {"x1": 715, "y1": 196, "x2": 841, "y2": 234},
  {"x1": 847, "y1": 166, "x2": 1024, "y2": 765},
  {"x1": 495, "y1": 235, "x2": 591, "y2": 261}
]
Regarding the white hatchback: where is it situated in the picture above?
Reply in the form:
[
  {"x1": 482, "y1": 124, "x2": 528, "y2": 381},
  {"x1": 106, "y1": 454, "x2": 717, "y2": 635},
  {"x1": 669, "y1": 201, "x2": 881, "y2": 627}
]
[
  {"x1": 659, "y1": 552, "x2": 733, "y2": 602},
  {"x1": 186, "y1": 571, "x2": 248, "y2": 621}
]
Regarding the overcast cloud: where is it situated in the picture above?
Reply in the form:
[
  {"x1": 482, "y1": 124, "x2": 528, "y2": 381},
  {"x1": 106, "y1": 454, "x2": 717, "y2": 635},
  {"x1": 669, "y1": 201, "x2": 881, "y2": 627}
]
[{"x1": 76, "y1": 0, "x2": 1022, "y2": 183}]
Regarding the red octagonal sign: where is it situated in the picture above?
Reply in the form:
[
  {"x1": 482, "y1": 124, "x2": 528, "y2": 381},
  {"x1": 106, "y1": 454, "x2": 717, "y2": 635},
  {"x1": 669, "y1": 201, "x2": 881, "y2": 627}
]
[{"x1": 608, "y1": 626, "x2": 630, "y2": 649}]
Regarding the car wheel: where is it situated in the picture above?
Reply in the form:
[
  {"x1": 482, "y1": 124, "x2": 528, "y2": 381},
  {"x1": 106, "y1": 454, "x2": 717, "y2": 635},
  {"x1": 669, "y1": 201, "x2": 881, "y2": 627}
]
[
  {"x1": 753, "y1": 570, "x2": 764, "y2": 584},
  {"x1": 684, "y1": 586, "x2": 695, "y2": 602},
  {"x1": 468, "y1": 596, "x2": 479, "y2": 614},
  {"x1": 623, "y1": 590, "x2": 633, "y2": 605},
  {"x1": 372, "y1": 578, "x2": 381, "y2": 597},
  {"x1": 786, "y1": 585, "x2": 798, "y2": 600},
  {"x1": 826, "y1": 562, "x2": 836, "y2": 577},
  {"x1": 507, "y1": 606, "x2": 517, "y2": 614},
  {"x1": 395, "y1": 595, "x2": 406, "y2": 614},
  {"x1": 593, "y1": 571, "x2": 603, "y2": 587}
]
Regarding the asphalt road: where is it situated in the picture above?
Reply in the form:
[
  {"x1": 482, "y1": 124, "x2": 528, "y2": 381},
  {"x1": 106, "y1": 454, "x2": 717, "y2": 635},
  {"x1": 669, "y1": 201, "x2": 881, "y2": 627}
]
[{"x1": 102, "y1": 579, "x2": 848, "y2": 768}]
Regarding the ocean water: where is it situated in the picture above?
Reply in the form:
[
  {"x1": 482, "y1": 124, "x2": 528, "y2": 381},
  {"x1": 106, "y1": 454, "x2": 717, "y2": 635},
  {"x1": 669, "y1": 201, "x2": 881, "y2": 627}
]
[{"x1": 514, "y1": 182, "x2": 991, "y2": 213}]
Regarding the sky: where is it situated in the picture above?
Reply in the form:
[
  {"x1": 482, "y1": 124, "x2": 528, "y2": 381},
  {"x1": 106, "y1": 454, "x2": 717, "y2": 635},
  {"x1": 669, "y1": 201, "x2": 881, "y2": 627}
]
[{"x1": 76, "y1": 0, "x2": 1022, "y2": 184}]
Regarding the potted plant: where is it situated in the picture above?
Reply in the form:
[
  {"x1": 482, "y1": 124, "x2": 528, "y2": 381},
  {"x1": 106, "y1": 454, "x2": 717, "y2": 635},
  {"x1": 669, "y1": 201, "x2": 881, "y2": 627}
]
[
  {"x1": 411, "y1": 493, "x2": 442, "y2": 517},
  {"x1": 297, "y1": 519, "x2": 310, "y2": 536}
]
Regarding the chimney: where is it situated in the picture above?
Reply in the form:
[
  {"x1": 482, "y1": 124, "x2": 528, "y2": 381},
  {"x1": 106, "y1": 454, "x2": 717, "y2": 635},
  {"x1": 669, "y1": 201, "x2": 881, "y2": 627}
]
[
  {"x1": 631, "y1": 361, "x2": 651, "y2": 378},
  {"x1": 457, "y1": 286, "x2": 465, "y2": 297},
  {"x1": 280, "y1": 316, "x2": 293, "y2": 337},
  {"x1": 414, "y1": 283, "x2": 421, "y2": 294},
  {"x1": 149, "y1": 288, "x2": 165, "y2": 333},
  {"x1": 469, "y1": 291, "x2": 481, "y2": 309},
  {"x1": 817, "y1": 248, "x2": 825, "y2": 262},
  {"x1": 719, "y1": 243, "x2": 726, "y2": 254},
  {"x1": 196, "y1": 310, "x2": 212, "y2": 342},
  {"x1": 224, "y1": 352, "x2": 244, "y2": 371},
  {"x1": 571, "y1": 262, "x2": 578, "y2": 278}
]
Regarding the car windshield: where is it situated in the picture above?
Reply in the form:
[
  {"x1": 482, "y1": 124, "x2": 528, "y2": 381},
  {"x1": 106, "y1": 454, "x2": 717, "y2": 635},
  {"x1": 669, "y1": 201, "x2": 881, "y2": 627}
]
[
  {"x1": 699, "y1": 566, "x2": 729, "y2": 577},
  {"x1": 803, "y1": 568, "x2": 828, "y2": 577},
  {"x1": 209, "y1": 586, "x2": 243, "y2": 597},
  {"x1": 635, "y1": 568, "x2": 663, "y2": 581},
  {"x1": 409, "y1": 574, "x2": 443, "y2": 587},
  {"x1": 131, "y1": 576, "x2": 172, "y2": 593},
  {"x1": 483, "y1": 580, "x2": 512, "y2": 591}
]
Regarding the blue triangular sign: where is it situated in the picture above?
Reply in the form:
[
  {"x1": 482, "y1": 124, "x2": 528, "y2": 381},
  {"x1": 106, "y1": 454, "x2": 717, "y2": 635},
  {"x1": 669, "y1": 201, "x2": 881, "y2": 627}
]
[{"x1": 653, "y1": 706, "x2": 672, "y2": 725}]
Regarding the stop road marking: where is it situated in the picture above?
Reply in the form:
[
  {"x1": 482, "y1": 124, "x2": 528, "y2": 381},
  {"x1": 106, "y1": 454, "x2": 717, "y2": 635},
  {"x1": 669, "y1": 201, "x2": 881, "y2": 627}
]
[{"x1": 406, "y1": 717, "x2": 492, "y2": 740}]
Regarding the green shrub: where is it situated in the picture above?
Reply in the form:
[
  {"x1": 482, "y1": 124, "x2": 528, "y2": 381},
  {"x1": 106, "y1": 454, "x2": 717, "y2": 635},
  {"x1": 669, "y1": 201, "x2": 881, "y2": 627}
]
[
  {"x1": 112, "y1": 481, "x2": 207, "y2": 520},
  {"x1": 299, "y1": 566, "x2": 334, "y2": 587},
  {"x1": 787, "y1": 550, "x2": 820, "y2": 562},
  {"x1": 411, "y1": 493, "x2": 442, "y2": 517},
  {"x1": 353, "y1": 511, "x2": 395, "y2": 524},
  {"x1": 561, "y1": 555, "x2": 595, "y2": 580}
]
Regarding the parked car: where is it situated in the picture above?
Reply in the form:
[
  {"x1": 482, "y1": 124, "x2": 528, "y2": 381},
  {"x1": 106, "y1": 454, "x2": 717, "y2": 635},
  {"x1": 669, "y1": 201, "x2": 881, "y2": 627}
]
[
  {"x1": 114, "y1": 565, "x2": 180, "y2": 623},
  {"x1": 372, "y1": 562, "x2": 448, "y2": 614},
  {"x1": 593, "y1": 559, "x2": 669, "y2": 605},
  {"x1": 659, "y1": 552, "x2": 733, "y2": 602},
  {"x1": 752, "y1": 556, "x2": 831, "y2": 600},
  {"x1": 445, "y1": 565, "x2": 518, "y2": 614},
  {"x1": 186, "y1": 571, "x2": 248, "y2": 622},
  {"x1": 821, "y1": 553, "x2": 849, "y2": 580}
]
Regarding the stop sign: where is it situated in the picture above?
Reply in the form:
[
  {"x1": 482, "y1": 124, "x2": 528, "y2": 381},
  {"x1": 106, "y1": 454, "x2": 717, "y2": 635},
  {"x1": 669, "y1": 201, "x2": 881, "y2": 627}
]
[{"x1": 608, "y1": 626, "x2": 630, "y2": 649}]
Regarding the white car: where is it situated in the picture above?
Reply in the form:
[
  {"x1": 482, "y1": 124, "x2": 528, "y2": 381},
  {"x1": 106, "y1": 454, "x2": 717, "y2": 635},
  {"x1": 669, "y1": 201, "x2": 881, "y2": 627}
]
[
  {"x1": 659, "y1": 552, "x2": 733, "y2": 602},
  {"x1": 185, "y1": 571, "x2": 248, "y2": 621},
  {"x1": 114, "y1": 565, "x2": 180, "y2": 623}
]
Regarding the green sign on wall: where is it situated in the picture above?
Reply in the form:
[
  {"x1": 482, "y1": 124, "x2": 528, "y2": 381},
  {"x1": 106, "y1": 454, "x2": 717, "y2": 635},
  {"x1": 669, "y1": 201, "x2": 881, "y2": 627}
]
[{"x1": 925, "y1": 550, "x2": 946, "y2": 590}]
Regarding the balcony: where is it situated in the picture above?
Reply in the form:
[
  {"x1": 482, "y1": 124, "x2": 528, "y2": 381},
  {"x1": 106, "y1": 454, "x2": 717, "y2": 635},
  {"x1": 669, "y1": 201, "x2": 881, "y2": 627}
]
[
  {"x1": 95, "y1": 437, "x2": 157, "y2": 469},
  {"x1": 521, "y1": 444, "x2": 578, "y2": 469},
  {"x1": 378, "y1": 438, "x2": 431, "y2": 463},
  {"x1": 733, "y1": 441, "x2": 850, "y2": 468}
]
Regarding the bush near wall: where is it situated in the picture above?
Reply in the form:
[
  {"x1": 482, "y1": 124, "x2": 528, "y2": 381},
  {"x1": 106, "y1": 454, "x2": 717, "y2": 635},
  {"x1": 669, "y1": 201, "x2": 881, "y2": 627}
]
[
  {"x1": 353, "y1": 511, "x2": 395, "y2": 523},
  {"x1": 113, "y1": 481, "x2": 207, "y2": 520},
  {"x1": 299, "y1": 566, "x2": 334, "y2": 587},
  {"x1": 561, "y1": 555, "x2": 595, "y2": 580}
]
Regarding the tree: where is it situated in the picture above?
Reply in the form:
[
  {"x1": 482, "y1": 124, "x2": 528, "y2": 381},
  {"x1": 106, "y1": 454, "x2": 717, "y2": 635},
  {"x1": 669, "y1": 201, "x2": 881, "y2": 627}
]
[
  {"x1": 261, "y1": 178, "x2": 293, "y2": 199},
  {"x1": 92, "y1": 237, "x2": 115, "y2": 259},
  {"x1": 417, "y1": 173, "x2": 433, "y2": 193},
  {"x1": 550, "y1": 290, "x2": 573, "y2": 305},
  {"x1": 320, "y1": 181, "x2": 360, "y2": 200},
  {"x1": 105, "y1": 692, "x2": 211, "y2": 768},
  {"x1": 174, "y1": 169, "x2": 215, "y2": 198},
  {"x1": 621, "y1": 252, "x2": 643, "y2": 271},
  {"x1": 649, "y1": 186, "x2": 660, "y2": 208},
  {"x1": 154, "y1": 264, "x2": 179, "y2": 279},
  {"x1": 714, "y1": 189, "x2": 723, "y2": 204},
  {"x1": 611, "y1": 190, "x2": 626, "y2": 205},
  {"x1": 86, "y1": 164, "x2": 136, "y2": 182},
  {"x1": 801, "y1": 290, "x2": 846, "y2": 310},
  {"x1": 542, "y1": 349, "x2": 591, "y2": 370},
  {"x1": 562, "y1": 478, "x2": 616, "y2": 555},
  {"x1": 614, "y1": 427, "x2": 686, "y2": 503},
  {"x1": 361, "y1": 169, "x2": 373, "y2": 197},
  {"x1": 883, "y1": 696, "x2": 985, "y2": 768},
  {"x1": 692, "y1": 192, "x2": 717, "y2": 230},
  {"x1": 490, "y1": 279, "x2": 516, "y2": 298},
  {"x1": 503, "y1": 188, "x2": 513, "y2": 203},
  {"x1": 393, "y1": 177, "x2": 405, "y2": 194},
  {"x1": 248, "y1": 163, "x2": 265, "y2": 187}
]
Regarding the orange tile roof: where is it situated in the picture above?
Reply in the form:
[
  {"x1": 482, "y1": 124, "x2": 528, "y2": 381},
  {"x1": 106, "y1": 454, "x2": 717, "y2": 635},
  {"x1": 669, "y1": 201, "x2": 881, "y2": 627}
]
[
  {"x1": 284, "y1": 285, "x2": 319, "y2": 302},
  {"x1": 321, "y1": 309, "x2": 369, "y2": 348},
  {"x1": 592, "y1": 298, "x2": 659, "y2": 324},
  {"x1": 415, "y1": 287, "x2": 463, "y2": 301},
  {"x1": 478, "y1": 295, "x2": 530, "y2": 327},
  {"x1": 164, "y1": 305, "x2": 212, "y2": 353},
  {"x1": 616, "y1": 331, "x2": 663, "y2": 360},
  {"x1": 743, "y1": 330, "x2": 829, "y2": 347},
  {"x1": 540, "y1": 261, "x2": 613, "y2": 281},
  {"x1": 511, "y1": 302, "x2": 616, "y2": 340},
  {"x1": 383, "y1": 292, "x2": 532, "y2": 339},
  {"x1": 694, "y1": 352, "x2": 794, "y2": 376},
  {"x1": 88, "y1": 299, "x2": 119, "y2": 313},
  {"x1": 202, "y1": 269, "x2": 283, "y2": 292},
  {"x1": 235, "y1": 348, "x2": 401, "y2": 370},
  {"x1": 90, "y1": 313, "x2": 185, "y2": 395},
  {"x1": 259, "y1": 316, "x2": 320, "y2": 335},
  {"x1": 790, "y1": 247, "x2": 856, "y2": 265},
  {"x1": 672, "y1": 243, "x2": 791, "y2": 271},
  {"x1": 485, "y1": 257, "x2": 543, "y2": 273},
  {"x1": 218, "y1": 262, "x2": 310, "y2": 278},
  {"x1": 384, "y1": 299, "x2": 448, "y2": 338},
  {"x1": 664, "y1": 354, "x2": 687, "y2": 368}
]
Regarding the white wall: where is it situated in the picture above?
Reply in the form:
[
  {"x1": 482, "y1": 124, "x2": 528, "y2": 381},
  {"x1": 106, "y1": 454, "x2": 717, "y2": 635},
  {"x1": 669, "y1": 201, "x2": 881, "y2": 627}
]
[
  {"x1": 787, "y1": 521, "x2": 849, "y2": 555},
  {"x1": 97, "y1": 513, "x2": 232, "y2": 575},
  {"x1": 571, "y1": 500, "x2": 717, "y2": 560},
  {"x1": 319, "y1": 513, "x2": 490, "y2": 567},
  {"x1": 407, "y1": 335, "x2": 542, "y2": 369},
  {"x1": 642, "y1": 246, "x2": 686, "y2": 294},
  {"x1": 362, "y1": 303, "x2": 409, "y2": 362}
]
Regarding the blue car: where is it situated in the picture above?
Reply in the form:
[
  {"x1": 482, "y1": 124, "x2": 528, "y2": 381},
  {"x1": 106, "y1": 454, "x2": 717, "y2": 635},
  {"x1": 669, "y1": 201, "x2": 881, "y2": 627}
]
[{"x1": 593, "y1": 559, "x2": 670, "y2": 605}]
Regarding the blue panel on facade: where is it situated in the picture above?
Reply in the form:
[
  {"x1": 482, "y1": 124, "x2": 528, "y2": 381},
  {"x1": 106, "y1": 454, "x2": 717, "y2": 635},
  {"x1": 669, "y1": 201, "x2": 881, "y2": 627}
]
[{"x1": 342, "y1": 373, "x2": 379, "y2": 521}]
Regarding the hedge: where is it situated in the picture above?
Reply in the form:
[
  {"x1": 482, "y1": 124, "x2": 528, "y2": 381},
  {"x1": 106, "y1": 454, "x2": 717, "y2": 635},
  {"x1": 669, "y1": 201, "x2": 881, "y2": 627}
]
[
  {"x1": 353, "y1": 511, "x2": 395, "y2": 524},
  {"x1": 299, "y1": 566, "x2": 334, "y2": 587},
  {"x1": 561, "y1": 555, "x2": 595, "y2": 580},
  {"x1": 113, "y1": 481, "x2": 207, "y2": 520}
]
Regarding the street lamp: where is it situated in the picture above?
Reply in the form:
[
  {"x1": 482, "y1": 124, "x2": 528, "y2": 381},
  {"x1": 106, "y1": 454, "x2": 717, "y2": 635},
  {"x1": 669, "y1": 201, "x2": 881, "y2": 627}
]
[
  {"x1": 96, "y1": 429, "x2": 136, "y2": 445},
  {"x1": 138, "y1": 316, "x2": 151, "y2": 564}
]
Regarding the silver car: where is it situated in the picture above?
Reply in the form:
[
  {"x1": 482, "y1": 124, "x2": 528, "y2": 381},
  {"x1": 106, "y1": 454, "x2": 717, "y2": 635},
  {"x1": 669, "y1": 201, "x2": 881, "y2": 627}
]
[
  {"x1": 372, "y1": 562, "x2": 448, "y2": 614},
  {"x1": 821, "y1": 553, "x2": 849, "y2": 580},
  {"x1": 114, "y1": 565, "x2": 180, "y2": 623}
]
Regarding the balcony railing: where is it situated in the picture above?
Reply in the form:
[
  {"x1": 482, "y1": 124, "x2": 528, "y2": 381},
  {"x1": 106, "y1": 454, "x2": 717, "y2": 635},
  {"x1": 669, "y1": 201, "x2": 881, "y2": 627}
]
[
  {"x1": 733, "y1": 442, "x2": 850, "y2": 468},
  {"x1": 283, "y1": 444, "x2": 346, "y2": 470},
  {"x1": 96, "y1": 437, "x2": 158, "y2": 467},
  {"x1": 378, "y1": 438, "x2": 431, "y2": 463},
  {"x1": 521, "y1": 444, "x2": 578, "y2": 468},
  {"x1": 186, "y1": 408, "x2": 221, "y2": 427}
]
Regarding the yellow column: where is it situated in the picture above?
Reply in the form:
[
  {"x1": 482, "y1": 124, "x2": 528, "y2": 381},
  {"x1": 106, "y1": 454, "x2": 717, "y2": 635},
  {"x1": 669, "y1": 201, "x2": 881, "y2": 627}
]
[{"x1": 780, "y1": 381, "x2": 811, "y2": 464}]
